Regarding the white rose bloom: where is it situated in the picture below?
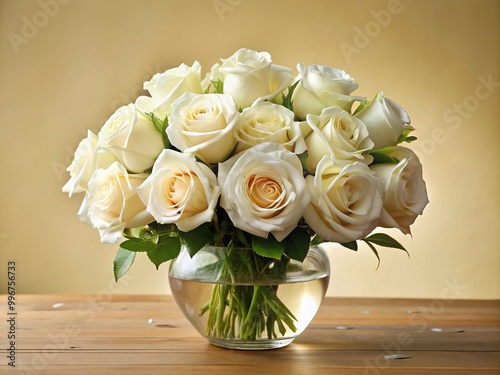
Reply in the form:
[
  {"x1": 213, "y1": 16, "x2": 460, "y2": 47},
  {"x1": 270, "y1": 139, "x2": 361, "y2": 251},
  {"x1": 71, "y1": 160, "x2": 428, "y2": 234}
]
[
  {"x1": 292, "y1": 64, "x2": 364, "y2": 121},
  {"x1": 78, "y1": 162, "x2": 152, "y2": 244},
  {"x1": 371, "y1": 147, "x2": 429, "y2": 234},
  {"x1": 98, "y1": 104, "x2": 164, "y2": 174},
  {"x1": 304, "y1": 158, "x2": 383, "y2": 243},
  {"x1": 234, "y1": 101, "x2": 306, "y2": 153},
  {"x1": 304, "y1": 106, "x2": 374, "y2": 173},
  {"x1": 219, "y1": 48, "x2": 294, "y2": 109},
  {"x1": 354, "y1": 91, "x2": 413, "y2": 149},
  {"x1": 137, "y1": 149, "x2": 220, "y2": 232},
  {"x1": 218, "y1": 142, "x2": 310, "y2": 241},
  {"x1": 135, "y1": 61, "x2": 203, "y2": 119},
  {"x1": 62, "y1": 130, "x2": 116, "y2": 197},
  {"x1": 167, "y1": 93, "x2": 239, "y2": 164}
]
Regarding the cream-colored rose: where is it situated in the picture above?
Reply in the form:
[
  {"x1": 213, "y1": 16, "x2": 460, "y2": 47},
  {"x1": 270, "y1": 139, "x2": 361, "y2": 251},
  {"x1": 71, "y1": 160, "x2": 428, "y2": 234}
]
[
  {"x1": 137, "y1": 149, "x2": 220, "y2": 232},
  {"x1": 234, "y1": 101, "x2": 306, "y2": 153},
  {"x1": 135, "y1": 61, "x2": 204, "y2": 119},
  {"x1": 167, "y1": 93, "x2": 239, "y2": 164},
  {"x1": 354, "y1": 92, "x2": 413, "y2": 149},
  {"x1": 62, "y1": 130, "x2": 116, "y2": 197},
  {"x1": 304, "y1": 158, "x2": 383, "y2": 243},
  {"x1": 370, "y1": 147, "x2": 429, "y2": 234},
  {"x1": 218, "y1": 142, "x2": 310, "y2": 241},
  {"x1": 77, "y1": 162, "x2": 152, "y2": 244},
  {"x1": 98, "y1": 104, "x2": 164, "y2": 173},
  {"x1": 304, "y1": 106, "x2": 374, "y2": 173},
  {"x1": 218, "y1": 48, "x2": 294, "y2": 109},
  {"x1": 292, "y1": 64, "x2": 363, "y2": 120}
]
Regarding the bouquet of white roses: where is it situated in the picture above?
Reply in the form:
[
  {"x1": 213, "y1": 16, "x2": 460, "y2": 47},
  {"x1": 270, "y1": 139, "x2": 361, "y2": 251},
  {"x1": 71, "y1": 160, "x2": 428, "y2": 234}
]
[{"x1": 63, "y1": 48, "x2": 429, "y2": 342}]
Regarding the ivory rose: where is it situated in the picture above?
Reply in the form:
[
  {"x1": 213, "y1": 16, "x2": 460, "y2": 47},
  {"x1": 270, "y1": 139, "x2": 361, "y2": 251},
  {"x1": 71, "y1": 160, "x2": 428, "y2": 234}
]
[
  {"x1": 292, "y1": 64, "x2": 363, "y2": 120},
  {"x1": 135, "y1": 61, "x2": 203, "y2": 119},
  {"x1": 304, "y1": 106, "x2": 374, "y2": 173},
  {"x1": 304, "y1": 158, "x2": 383, "y2": 243},
  {"x1": 234, "y1": 101, "x2": 306, "y2": 153},
  {"x1": 98, "y1": 104, "x2": 165, "y2": 173},
  {"x1": 77, "y1": 162, "x2": 152, "y2": 244},
  {"x1": 218, "y1": 142, "x2": 310, "y2": 241},
  {"x1": 137, "y1": 149, "x2": 220, "y2": 232},
  {"x1": 62, "y1": 130, "x2": 116, "y2": 197},
  {"x1": 370, "y1": 147, "x2": 429, "y2": 234},
  {"x1": 167, "y1": 93, "x2": 239, "y2": 164},
  {"x1": 354, "y1": 92, "x2": 413, "y2": 149},
  {"x1": 218, "y1": 48, "x2": 294, "y2": 109}
]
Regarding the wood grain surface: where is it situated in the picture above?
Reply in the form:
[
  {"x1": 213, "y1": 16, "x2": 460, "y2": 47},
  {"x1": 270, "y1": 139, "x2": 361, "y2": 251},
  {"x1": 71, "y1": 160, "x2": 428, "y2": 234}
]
[{"x1": 1, "y1": 295, "x2": 499, "y2": 374}]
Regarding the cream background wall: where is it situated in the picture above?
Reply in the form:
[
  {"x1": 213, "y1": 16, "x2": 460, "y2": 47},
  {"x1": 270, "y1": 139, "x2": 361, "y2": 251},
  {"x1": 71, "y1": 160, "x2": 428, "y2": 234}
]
[{"x1": 0, "y1": 0, "x2": 498, "y2": 299}]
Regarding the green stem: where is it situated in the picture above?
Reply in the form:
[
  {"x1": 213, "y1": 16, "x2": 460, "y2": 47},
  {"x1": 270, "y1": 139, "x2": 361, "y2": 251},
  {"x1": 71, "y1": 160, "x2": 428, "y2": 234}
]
[
  {"x1": 241, "y1": 286, "x2": 261, "y2": 339},
  {"x1": 200, "y1": 249, "x2": 299, "y2": 341}
]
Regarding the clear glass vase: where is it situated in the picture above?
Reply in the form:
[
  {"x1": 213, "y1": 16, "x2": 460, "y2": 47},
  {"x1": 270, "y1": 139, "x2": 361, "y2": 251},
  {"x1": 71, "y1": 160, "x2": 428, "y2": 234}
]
[{"x1": 168, "y1": 245, "x2": 330, "y2": 350}]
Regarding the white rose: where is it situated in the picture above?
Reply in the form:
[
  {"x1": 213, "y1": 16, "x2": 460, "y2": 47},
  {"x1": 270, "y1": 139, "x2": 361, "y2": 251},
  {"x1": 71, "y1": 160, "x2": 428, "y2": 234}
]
[
  {"x1": 234, "y1": 101, "x2": 306, "y2": 153},
  {"x1": 218, "y1": 142, "x2": 310, "y2": 241},
  {"x1": 98, "y1": 104, "x2": 164, "y2": 173},
  {"x1": 135, "y1": 61, "x2": 203, "y2": 119},
  {"x1": 370, "y1": 147, "x2": 429, "y2": 234},
  {"x1": 292, "y1": 64, "x2": 363, "y2": 120},
  {"x1": 304, "y1": 106, "x2": 374, "y2": 173},
  {"x1": 354, "y1": 91, "x2": 412, "y2": 149},
  {"x1": 304, "y1": 158, "x2": 383, "y2": 243},
  {"x1": 219, "y1": 48, "x2": 294, "y2": 109},
  {"x1": 137, "y1": 149, "x2": 220, "y2": 232},
  {"x1": 167, "y1": 93, "x2": 239, "y2": 164},
  {"x1": 62, "y1": 130, "x2": 116, "y2": 197},
  {"x1": 77, "y1": 162, "x2": 152, "y2": 244}
]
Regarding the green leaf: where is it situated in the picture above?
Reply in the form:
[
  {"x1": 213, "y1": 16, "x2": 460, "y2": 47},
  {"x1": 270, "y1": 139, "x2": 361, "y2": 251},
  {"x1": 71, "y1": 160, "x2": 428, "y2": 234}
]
[
  {"x1": 363, "y1": 233, "x2": 407, "y2": 253},
  {"x1": 363, "y1": 240, "x2": 381, "y2": 270},
  {"x1": 213, "y1": 79, "x2": 224, "y2": 94},
  {"x1": 251, "y1": 235, "x2": 286, "y2": 260},
  {"x1": 149, "y1": 112, "x2": 163, "y2": 133},
  {"x1": 370, "y1": 152, "x2": 400, "y2": 165},
  {"x1": 353, "y1": 99, "x2": 369, "y2": 115},
  {"x1": 113, "y1": 248, "x2": 136, "y2": 281},
  {"x1": 368, "y1": 146, "x2": 399, "y2": 155},
  {"x1": 297, "y1": 151, "x2": 309, "y2": 173},
  {"x1": 160, "y1": 116, "x2": 171, "y2": 149},
  {"x1": 179, "y1": 223, "x2": 213, "y2": 257},
  {"x1": 396, "y1": 128, "x2": 417, "y2": 144},
  {"x1": 148, "y1": 112, "x2": 171, "y2": 149},
  {"x1": 341, "y1": 241, "x2": 358, "y2": 251},
  {"x1": 284, "y1": 227, "x2": 311, "y2": 262},
  {"x1": 119, "y1": 238, "x2": 157, "y2": 252},
  {"x1": 280, "y1": 80, "x2": 299, "y2": 111},
  {"x1": 311, "y1": 234, "x2": 326, "y2": 246},
  {"x1": 236, "y1": 229, "x2": 250, "y2": 248},
  {"x1": 147, "y1": 236, "x2": 181, "y2": 269}
]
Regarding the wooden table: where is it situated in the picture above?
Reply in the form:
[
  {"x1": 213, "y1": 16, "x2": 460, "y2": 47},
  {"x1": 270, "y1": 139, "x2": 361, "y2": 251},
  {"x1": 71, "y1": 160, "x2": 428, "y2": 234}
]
[{"x1": 2, "y1": 295, "x2": 499, "y2": 374}]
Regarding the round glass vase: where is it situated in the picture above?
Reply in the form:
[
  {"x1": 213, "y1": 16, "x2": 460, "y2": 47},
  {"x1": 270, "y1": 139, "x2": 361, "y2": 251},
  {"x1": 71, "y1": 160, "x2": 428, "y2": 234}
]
[{"x1": 168, "y1": 245, "x2": 330, "y2": 350}]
